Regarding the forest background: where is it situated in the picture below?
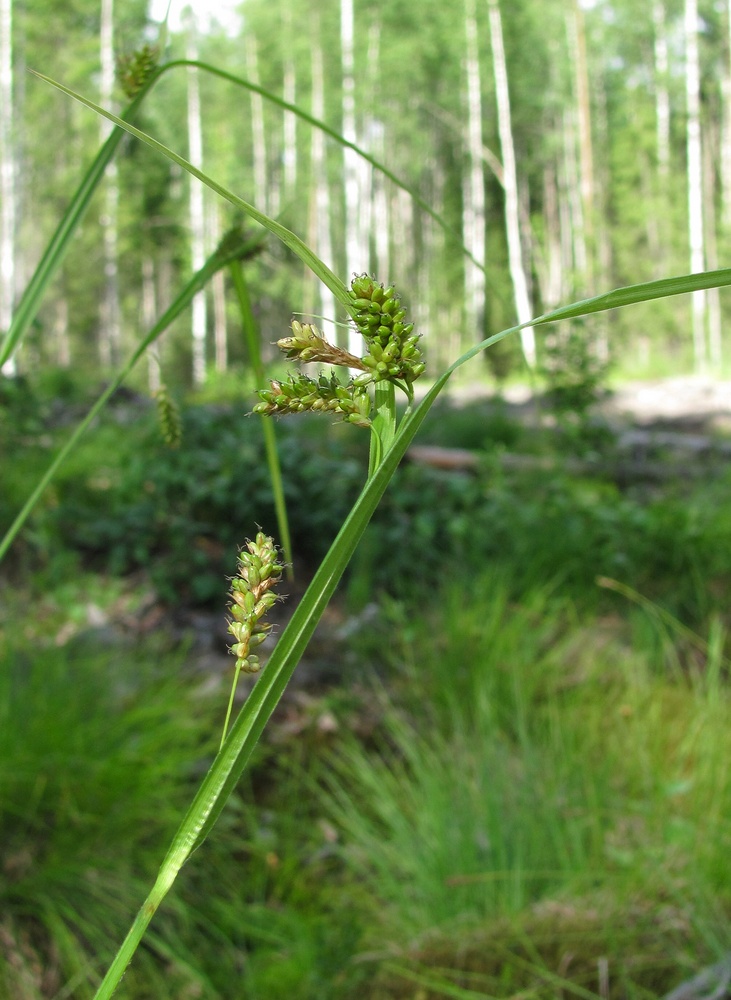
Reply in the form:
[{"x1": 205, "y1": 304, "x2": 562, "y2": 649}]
[{"x1": 2, "y1": 0, "x2": 729, "y2": 385}]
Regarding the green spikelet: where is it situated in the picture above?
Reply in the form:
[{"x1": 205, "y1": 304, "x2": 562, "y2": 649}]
[
  {"x1": 347, "y1": 274, "x2": 425, "y2": 391},
  {"x1": 154, "y1": 386, "x2": 182, "y2": 448},
  {"x1": 117, "y1": 44, "x2": 160, "y2": 98},
  {"x1": 226, "y1": 533, "x2": 285, "y2": 674},
  {"x1": 253, "y1": 371, "x2": 372, "y2": 428}
]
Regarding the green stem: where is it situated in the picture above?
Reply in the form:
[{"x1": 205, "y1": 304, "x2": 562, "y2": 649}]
[
  {"x1": 368, "y1": 381, "x2": 397, "y2": 480},
  {"x1": 220, "y1": 660, "x2": 243, "y2": 750},
  {"x1": 229, "y1": 261, "x2": 293, "y2": 576}
]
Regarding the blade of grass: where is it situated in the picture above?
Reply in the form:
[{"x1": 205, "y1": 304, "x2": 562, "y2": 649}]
[
  {"x1": 172, "y1": 59, "x2": 490, "y2": 285},
  {"x1": 0, "y1": 228, "x2": 263, "y2": 566},
  {"x1": 597, "y1": 576, "x2": 731, "y2": 668},
  {"x1": 30, "y1": 71, "x2": 353, "y2": 316},
  {"x1": 0, "y1": 69, "x2": 165, "y2": 369}
]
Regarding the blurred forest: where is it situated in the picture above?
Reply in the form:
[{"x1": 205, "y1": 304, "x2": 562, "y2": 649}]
[{"x1": 2, "y1": 0, "x2": 731, "y2": 385}]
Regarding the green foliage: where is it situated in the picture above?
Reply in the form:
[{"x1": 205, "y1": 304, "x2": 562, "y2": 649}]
[
  {"x1": 6, "y1": 386, "x2": 731, "y2": 631},
  {"x1": 0, "y1": 637, "x2": 215, "y2": 997},
  {"x1": 322, "y1": 574, "x2": 731, "y2": 992},
  {"x1": 36, "y1": 406, "x2": 363, "y2": 603},
  {"x1": 538, "y1": 319, "x2": 610, "y2": 419},
  {"x1": 0, "y1": 632, "x2": 368, "y2": 998}
]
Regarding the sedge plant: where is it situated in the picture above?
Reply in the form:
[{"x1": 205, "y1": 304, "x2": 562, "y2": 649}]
[{"x1": 2, "y1": 56, "x2": 731, "y2": 999}]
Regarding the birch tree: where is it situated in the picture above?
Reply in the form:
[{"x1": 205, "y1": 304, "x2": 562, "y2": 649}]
[
  {"x1": 685, "y1": 0, "x2": 708, "y2": 370},
  {"x1": 282, "y1": 6, "x2": 297, "y2": 199},
  {"x1": 186, "y1": 22, "x2": 207, "y2": 384},
  {"x1": 723, "y1": 0, "x2": 731, "y2": 226},
  {"x1": 341, "y1": 0, "x2": 364, "y2": 355},
  {"x1": 245, "y1": 32, "x2": 268, "y2": 215},
  {"x1": 463, "y1": 0, "x2": 486, "y2": 346},
  {"x1": 0, "y1": 0, "x2": 14, "y2": 374},
  {"x1": 653, "y1": 0, "x2": 671, "y2": 178},
  {"x1": 487, "y1": 0, "x2": 535, "y2": 366},
  {"x1": 310, "y1": 33, "x2": 336, "y2": 342},
  {"x1": 98, "y1": 0, "x2": 121, "y2": 369}
]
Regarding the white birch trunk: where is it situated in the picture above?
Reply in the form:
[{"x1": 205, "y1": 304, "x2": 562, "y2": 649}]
[
  {"x1": 562, "y1": 105, "x2": 586, "y2": 280},
  {"x1": 723, "y1": 0, "x2": 731, "y2": 225},
  {"x1": 703, "y1": 124, "x2": 722, "y2": 367},
  {"x1": 245, "y1": 33, "x2": 268, "y2": 216},
  {"x1": 463, "y1": 0, "x2": 486, "y2": 345},
  {"x1": 142, "y1": 256, "x2": 161, "y2": 392},
  {"x1": 0, "y1": 0, "x2": 14, "y2": 375},
  {"x1": 653, "y1": 1, "x2": 671, "y2": 178},
  {"x1": 282, "y1": 9, "x2": 297, "y2": 199},
  {"x1": 341, "y1": 0, "x2": 364, "y2": 355},
  {"x1": 539, "y1": 163, "x2": 564, "y2": 309},
  {"x1": 487, "y1": 0, "x2": 535, "y2": 365},
  {"x1": 311, "y1": 36, "x2": 337, "y2": 341},
  {"x1": 685, "y1": 0, "x2": 707, "y2": 370},
  {"x1": 371, "y1": 119, "x2": 390, "y2": 281},
  {"x1": 99, "y1": 0, "x2": 121, "y2": 369},
  {"x1": 54, "y1": 297, "x2": 70, "y2": 368},
  {"x1": 209, "y1": 201, "x2": 227, "y2": 372},
  {"x1": 566, "y1": 0, "x2": 594, "y2": 293},
  {"x1": 186, "y1": 26, "x2": 207, "y2": 384}
]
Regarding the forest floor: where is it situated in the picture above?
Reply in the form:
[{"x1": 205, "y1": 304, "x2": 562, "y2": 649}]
[{"x1": 435, "y1": 375, "x2": 731, "y2": 428}]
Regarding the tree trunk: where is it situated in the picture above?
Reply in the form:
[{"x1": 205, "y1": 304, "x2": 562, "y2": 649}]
[
  {"x1": 0, "y1": 0, "x2": 14, "y2": 375},
  {"x1": 486, "y1": 0, "x2": 535, "y2": 365},
  {"x1": 723, "y1": 0, "x2": 731, "y2": 227},
  {"x1": 341, "y1": 0, "x2": 364, "y2": 355},
  {"x1": 54, "y1": 296, "x2": 70, "y2": 368},
  {"x1": 310, "y1": 32, "x2": 337, "y2": 343},
  {"x1": 186, "y1": 23, "x2": 207, "y2": 385},
  {"x1": 282, "y1": 7, "x2": 297, "y2": 199},
  {"x1": 653, "y1": 1, "x2": 671, "y2": 178},
  {"x1": 566, "y1": 0, "x2": 595, "y2": 293},
  {"x1": 98, "y1": 0, "x2": 121, "y2": 370},
  {"x1": 685, "y1": 0, "x2": 708, "y2": 370},
  {"x1": 703, "y1": 122, "x2": 722, "y2": 367},
  {"x1": 245, "y1": 33, "x2": 268, "y2": 215},
  {"x1": 210, "y1": 200, "x2": 227, "y2": 372},
  {"x1": 142, "y1": 256, "x2": 160, "y2": 392},
  {"x1": 463, "y1": 0, "x2": 486, "y2": 346}
]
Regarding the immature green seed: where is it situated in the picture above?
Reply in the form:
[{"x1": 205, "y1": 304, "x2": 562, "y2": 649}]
[{"x1": 351, "y1": 275, "x2": 375, "y2": 298}]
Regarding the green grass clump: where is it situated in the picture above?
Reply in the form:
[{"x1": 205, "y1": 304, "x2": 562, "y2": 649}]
[
  {"x1": 323, "y1": 574, "x2": 731, "y2": 995},
  {"x1": 0, "y1": 636, "x2": 222, "y2": 997},
  {"x1": 0, "y1": 628, "x2": 370, "y2": 999}
]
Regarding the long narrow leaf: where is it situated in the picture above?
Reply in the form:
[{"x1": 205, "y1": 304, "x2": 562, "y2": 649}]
[
  {"x1": 167, "y1": 59, "x2": 489, "y2": 283},
  {"x1": 30, "y1": 71, "x2": 352, "y2": 315},
  {"x1": 0, "y1": 69, "x2": 165, "y2": 369}
]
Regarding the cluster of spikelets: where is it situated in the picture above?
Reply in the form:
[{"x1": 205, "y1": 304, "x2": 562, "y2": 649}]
[
  {"x1": 154, "y1": 385, "x2": 182, "y2": 448},
  {"x1": 226, "y1": 533, "x2": 284, "y2": 675},
  {"x1": 253, "y1": 275, "x2": 425, "y2": 429},
  {"x1": 117, "y1": 44, "x2": 159, "y2": 99}
]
